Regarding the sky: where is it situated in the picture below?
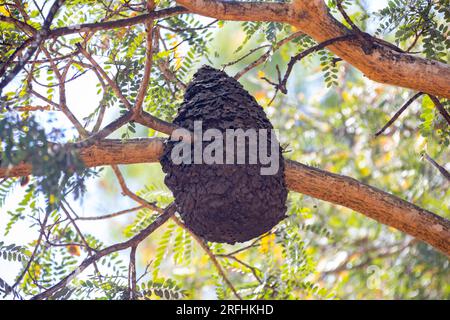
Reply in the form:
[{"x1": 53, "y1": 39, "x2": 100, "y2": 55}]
[{"x1": 0, "y1": 0, "x2": 390, "y2": 296}]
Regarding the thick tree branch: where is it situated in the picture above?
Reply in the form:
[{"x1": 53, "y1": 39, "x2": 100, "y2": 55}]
[
  {"x1": 0, "y1": 138, "x2": 165, "y2": 178},
  {"x1": 176, "y1": 0, "x2": 290, "y2": 22},
  {"x1": 2, "y1": 138, "x2": 448, "y2": 255},
  {"x1": 284, "y1": 160, "x2": 449, "y2": 256},
  {"x1": 176, "y1": 0, "x2": 450, "y2": 98}
]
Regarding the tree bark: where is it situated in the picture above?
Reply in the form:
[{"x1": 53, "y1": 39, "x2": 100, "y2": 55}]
[
  {"x1": 284, "y1": 160, "x2": 450, "y2": 256},
  {"x1": 1, "y1": 138, "x2": 448, "y2": 255},
  {"x1": 175, "y1": 0, "x2": 450, "y2": 98}
]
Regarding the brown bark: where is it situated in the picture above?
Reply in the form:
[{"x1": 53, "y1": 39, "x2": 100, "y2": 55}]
[
  {"x1": 1, "y1": 138, "x2": 448, "y2": 255},
  {"x1": 0, "y1": 138, "x2": 164, "y2": 178},
  {"x1": 284, "y1": 160, "x2": 450, "y2": 256},
  {"x1": 175, "y1": 0, "x2": 450, "y2": 98}
]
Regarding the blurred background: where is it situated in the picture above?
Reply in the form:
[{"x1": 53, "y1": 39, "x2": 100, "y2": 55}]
[{"x1": 0, "y1": 0, "x2": 449, "y2": 299}]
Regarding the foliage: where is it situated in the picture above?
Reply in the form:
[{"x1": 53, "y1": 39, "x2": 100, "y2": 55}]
[
  {"x1": 0, "y1": 114, "x2": 95, "y2": 210},
  {"x1": 0, "y1": 0, "x2": 448, "y2": 300}
]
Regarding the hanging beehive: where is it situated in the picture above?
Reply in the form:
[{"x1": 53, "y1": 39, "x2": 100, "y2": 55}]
[{"x1": 160, "y1": 65, "x2": 288, "y2": 244}]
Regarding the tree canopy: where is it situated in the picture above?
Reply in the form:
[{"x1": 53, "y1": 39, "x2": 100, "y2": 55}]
[{"x1": 0, "y1": 0, "x2": 449, "y2": 300}]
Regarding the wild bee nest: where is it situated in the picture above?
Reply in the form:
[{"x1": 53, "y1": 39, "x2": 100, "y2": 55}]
[{"x1": 160, "y1": 65, "x2": 288, "y2": 244}]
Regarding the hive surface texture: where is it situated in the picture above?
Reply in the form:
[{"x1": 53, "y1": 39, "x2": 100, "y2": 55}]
[{"x1": 161, "y1": 65, "x2": 288, "y2": 244}]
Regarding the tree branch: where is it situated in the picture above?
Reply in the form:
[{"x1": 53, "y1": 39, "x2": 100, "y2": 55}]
[
  {"x1": 375, "y1": 92, "x2": 424, "y2": 137},
  {"x1": 176, "y1": 0, "x2": 450, "y2": 98},
  {"x1": 128, "y1": 245, "x2": 137, "y2": 300},
  {"x1": 266, "y1": 34, "x2": 357, "y2": 94},
  {"x1": 424, "y1": 153, "x2": 450, "y2": 182},
  {"x1": 134, "y1": 0, "x2": 156, "y2": 114},
  {"x1": 76, "y1": 44, "x2": 176, "y2": 135},
  {"x1": 46, "y1": 7, "x2": 188, "y2": 39},
  {"x1": 429, "y1": 95, "x2": 450, "y2": 125},
  {"x1": 284, "y1": 160, "x2": 450, "y2": 256},
  {"x1": 176, "y1": 0, "x2": 290, "y2": 22},
  {"x1": 232, "y1": 31, "x2": 305, "y2": 80},
  {"x1": 111, "y1": 164, "x2": 241, "y2": 299},
  {"x1": 76, "y1": 205, "x2": 144, "y2": 221},
  {"x1": 2, "y1": 138, "x2": 448, "y2": 255},
  {"x1": 0, "y1": 0, "x2": 65, "y2": 93},
  {"x1": 171, "y1": 216, "x2": 242, "y2": 300},
  {"x1": 30, "y1": 203, "x2": 176, "y2": 300}
]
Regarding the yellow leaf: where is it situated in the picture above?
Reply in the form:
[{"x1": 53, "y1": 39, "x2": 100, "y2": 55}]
[
  {"x1": 273, "y1": 243, "x2": 283, "y2": 260},
  {"x1": 200, "y1": 255, "x2": 209, "y2": 266},
  {"x1": 422, "y1": 95, "x2": 434, "y2": 109},
  {"x1": 0, "y1": 6, "x2": 10, "y2": 17},
  {"x1": 260, "y1": 233, "x2": 275, "y2": 254},
  {"x1": 360, "y1": 167, "x2": 370, "y2": 177},
  {"x1": 254, "y1": 91, "x2": 266, "y2": 101},
  {"x1": 67, "y1": 245, "x2": 81, "y2": 256},
  {"x1": 32, "y1": 264, "x2": 41, "y2": 278},
  {"x1": 116, "y1": 28, "x2": 126, "y2": 38},
  {"x1": 174, "y1": 57, "x2": 182, "y2": 70},
  {"x1": 374, "y1": 87, "x2": 384, "y2": 95},
  {"x1": 342, "y1": 91, "x2": 351, "y2": 102}
]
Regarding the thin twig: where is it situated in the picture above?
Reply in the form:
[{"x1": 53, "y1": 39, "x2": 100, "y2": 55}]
[
  {"x1": 111, "y1": 165, "x2": 162, "y2": 213},
  {"x1": 129, "y1": 246, "x2": 137, "y2": 299},
  {"x1": 336, "y1": 0, "x2": 361, "y2": 32},
  {"x1": 0, "y1": 0, "x2": 65, "y2": 93},
  {"x1": 171, "y1": 217, "x2": 242, "y2": 300},
  {"x1": 424, "y1": 153, "x2": 450, "y2": 182},
  {"x1": 31, "y1": 203, "x2": 176, "y2": 300},
  {"x1": 321, "y1": 239, "x2": 416, "y2": 275},
  {"x1": 375, "y1": 92, "x2": 424, "y2": 137},
  {"x1": 264, "y1": 34, "x2": 357, "y2": 95},
  {"x1": 429, "y1": 95, "x2": 450, "y2": 126},
  {"x1": 76, "y1": 43, "x2": 132, "y2": 109},
  {"x1": 76, "y1": 206, "x2": 144, "y2": 221},
  {"x1": 12, "y1": 211, "x2": 50, "y2": 289},
  {"x1": 41, "y1": 46, "x2": 89, "y2": 138},
  {"x1": 111, "y1": 165, "x2": 241, "y2": 300},
  {"x1": 218, "y1": 255, "x2": 263, "y2": 284},
  {"x1": 77, "y1": 43, "x2": 177, "y2": 135},
  {"x1": 134, "y1": 0, "x2": 156, "y2": 114},
  {"x1": 233, "y1": 31, "x2": 304, "y2": 80},
  {"x1": 60, "y1": 202, "x2": 101, "y2": 275},
  {"x1": 223, "y1": 44, "x2": 271, "y2": 69}
]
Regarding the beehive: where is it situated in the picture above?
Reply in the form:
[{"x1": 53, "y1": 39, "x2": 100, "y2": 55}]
[{"x1": 160, "y1": 65, "x2": 288, "y2": 244}]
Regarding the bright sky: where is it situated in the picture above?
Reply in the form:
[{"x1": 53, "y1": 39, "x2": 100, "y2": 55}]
[{"x1": 0, "y1": 0, "x2": 389, "y2": 296}]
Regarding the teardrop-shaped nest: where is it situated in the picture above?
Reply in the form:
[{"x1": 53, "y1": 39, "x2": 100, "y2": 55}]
[{"x1": 160, "y1": 65, "x2": 288, "y2": 244}]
